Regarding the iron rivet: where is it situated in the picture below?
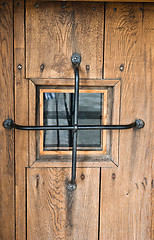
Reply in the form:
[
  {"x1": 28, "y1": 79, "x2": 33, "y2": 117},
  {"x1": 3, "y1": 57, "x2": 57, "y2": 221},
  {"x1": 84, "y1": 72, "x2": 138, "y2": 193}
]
[
  {"x1": 139, "y1": 7, "x2": 143, "y2": 12},
  {"x1": 67, "y1": 182, "x2": 77, "y2": 191},
  {"x1": 92, "y1": 7, "x2": 96, "y2": 11},
  {"x1": 40, "y1": 64, "x2": 44, "y2": 72},
  {"x1": 71, "y1": 53, "x2": 81, "y2": 65},
  {"x1": 62, "y1": 4, "x2": 66, "y2": 9},
  {"x1": 113, "y1": 8, "x2": 117, "y2": 12},
  {"x1": 86, "y1": 65, "x2": 90, "y2": 71},
  {"x1": 81, "y1": 174, "x2": 85, "y2": 180},
  {"x1": 119, "y1": 64, "x2": 124, "y2": 71},
  {"x1": 112, "y1": 173, "x2": 116, "y2": 180},
  {"x1": 17, "y1": 3, "x2": 21, "y2": 7},
  {"x1": 34, "y1": 3, "x2": 39, "y2": 8},
  {"x1": 135, "y1": 119, "x2": 145, "y2": 129},
  {"x1": 17, "y1": 64, "x2": 22, "y2": 70},
  {"x1": 3, "y1": 2, "x2": 7, "y2": 7}
]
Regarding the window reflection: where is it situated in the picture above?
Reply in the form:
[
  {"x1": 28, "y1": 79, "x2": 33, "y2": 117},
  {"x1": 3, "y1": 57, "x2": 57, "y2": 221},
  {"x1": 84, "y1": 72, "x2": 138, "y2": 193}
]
[{"x1": 43, "y1": 92, "x2": 103, "y2": 151}]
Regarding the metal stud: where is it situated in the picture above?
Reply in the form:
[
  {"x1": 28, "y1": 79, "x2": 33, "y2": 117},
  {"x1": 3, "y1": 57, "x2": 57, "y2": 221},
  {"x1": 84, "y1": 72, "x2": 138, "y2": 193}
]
[
  {"x1": 81, "y1": 174, "x2": 85, "y2": 180},
  {"x1": 112, "y1": 173, "x2": 116, "y2": 180},
  {"x1": 17, "y1": 64, "x2": 22, "y2": 70},
  {"x1": 86, "y1": 65, "x2": 90, "y2": 71},
  {"x1": 40, "y1": 64, "x2": 44, "y2": 72},
  {"x1": 119, "y1": 64, "x2": 124, "y2": 71},
  {"x1": 34, "y1": 3, "x2": 39, "y2": 8}
]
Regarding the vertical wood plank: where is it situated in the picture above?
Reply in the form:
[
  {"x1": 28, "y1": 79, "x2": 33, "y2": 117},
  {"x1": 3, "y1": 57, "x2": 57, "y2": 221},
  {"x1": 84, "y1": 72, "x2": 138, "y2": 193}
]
[
  {"x1": 0, "y1": 1, "x2": 14, "y2": 239},
  {"x1": 26, "y1": 1, "x2": 104, "y2": 79},
  {"x1": 14, "y1": 1, "x2": 28, "y2": 239},
  {"x1": 27, "y1": 168, "x2": 100, "y2": 240},
  {"x1": 100, "y1": 3, "x2": 154, "y2": 240},
  {"x1": 112, "y1": 82, "x2": 121, "y2": 165},
  {"x1": 29, "y1": 80, "x2": 36, "y2": 166}
]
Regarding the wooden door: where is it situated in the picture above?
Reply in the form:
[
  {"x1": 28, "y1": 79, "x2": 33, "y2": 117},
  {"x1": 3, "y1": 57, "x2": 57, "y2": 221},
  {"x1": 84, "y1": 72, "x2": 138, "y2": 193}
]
[{"x1": 1, "y1": 1, "x2": 153, "y2": 240}]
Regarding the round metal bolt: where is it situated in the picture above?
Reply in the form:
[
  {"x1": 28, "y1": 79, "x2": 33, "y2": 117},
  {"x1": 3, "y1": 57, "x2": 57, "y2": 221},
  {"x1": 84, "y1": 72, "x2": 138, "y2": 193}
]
[
  {"x1": 71, "y1": 53, "x2": 81, "y2": 65},
  {"x1": 113, "y1": 8, "x2": 117, "y2": 12},
  {"x1": 3, "y1": 119, "x2": 14, "y2": 130},
  {"x1": 112, "y1": 173, "x2": 116, "y2": 180},
  {"x1": 17, "y1": 2, "x2": 21, "y2": 7},
  {"x1": 67, "y1": 182, "x2": 77, "y2": 191},
  {"x1": 119, "y1": 64, "x2": 124, "y2": 71},
  {"x1": 81, "y1": 174, "x2": 85, "y2": 180},
  {"x1": 34, "y1": 3, "x2": 39, "y2": 8},
  {"x1": 135, "y1": 119, "x2": 145, "y2": 129},
  {"x1": 17, "y1": 64, "x2": 22, "y2": 70},
  {"x1": 3, "y1": 2, "x2": 7, "y2": 7},
  {"x1": 86, "y1": 65, "x2": 90, "y2": 71},
  {"x1": 92, "y1": 7, "x2": 96, "y2": 11},
  {"x1": 139, "y1": 7, "x2": 143, "y2": 12}
]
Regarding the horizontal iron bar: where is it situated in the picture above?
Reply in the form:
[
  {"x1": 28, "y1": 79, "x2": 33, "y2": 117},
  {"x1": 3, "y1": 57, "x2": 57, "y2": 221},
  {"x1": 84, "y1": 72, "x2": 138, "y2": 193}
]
[{"x1": 3, "y1": 119, "x2": 145, "y2": 130}]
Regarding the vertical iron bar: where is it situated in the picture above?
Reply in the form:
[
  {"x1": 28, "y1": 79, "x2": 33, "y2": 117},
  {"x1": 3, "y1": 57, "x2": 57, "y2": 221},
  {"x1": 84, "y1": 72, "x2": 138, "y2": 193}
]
[
  {"x1": 69, "y1": 93, "x2": 74, "y2": 147},
  {"x1": 67, "y1": 53, "x2": 81, "y2": 191},
  {"x1": 71, "y1": 67, "x2": 79, "y2": 184}
]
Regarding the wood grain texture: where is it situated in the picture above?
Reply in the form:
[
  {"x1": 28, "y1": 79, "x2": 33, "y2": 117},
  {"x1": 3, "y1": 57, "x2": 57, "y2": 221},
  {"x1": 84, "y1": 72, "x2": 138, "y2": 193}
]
[
  {"x1": 100, "y1": 3, "x2": 154, "y2": 240},
  {"x1": 111, "y1": 81, "x2": 121, "y2": 166},
  {"x1": 27, "y1": 168, "x2": 100, "y2": 240},
  {"x1": 29, "y1": 80, "x2": 36, "y2": 166},
  {"x1": 0, "y1": 1, "x2": 14, "y2": 239},
  {"x1": 14, "y1": 1, "x2": 28, "y2": 239},
  {"x1": 31, "y1": 78, "x2": 120, "y2": 86},
  {"x1": 39, "y1": 0, "x2": 154, "y2": 2},
  {"x1": 31, "y1": 159, "x2": 116, "y2": 168},
  {"x1": 26, "y1": 1, "x2": 104, "y2": 79}
]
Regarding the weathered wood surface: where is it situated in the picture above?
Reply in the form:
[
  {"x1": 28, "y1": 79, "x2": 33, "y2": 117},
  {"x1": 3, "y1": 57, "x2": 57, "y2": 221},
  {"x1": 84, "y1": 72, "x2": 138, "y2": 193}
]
[
  {"x1": 39, "y1": 0, "x2": 154, "y2": 2},
  {"x1": 29, "y1": 80, "x2": 36, "y2": 167},
  {"x1": 26, "y1": 1, "x2": 104, "y2": 79},
  {"x1": 0, "y1": 1, "x2": 14, "y2": 239},
  {"x1": 27, "y1": 168, "x2": 100, "y2": 240},
  {"x1": 14, "y1": 1, "x2": 28, "y2": 239},
  {"x1": 100, "y1": 3, "x2": 154, "y2": 240},
  {"x1": 31, "y1": 78, "x2": 120, "y2": 86}
]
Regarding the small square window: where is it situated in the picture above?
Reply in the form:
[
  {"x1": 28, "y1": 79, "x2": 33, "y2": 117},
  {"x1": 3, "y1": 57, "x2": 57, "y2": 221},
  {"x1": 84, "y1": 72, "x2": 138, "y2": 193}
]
[{"x1": 39, "y1": 88, "x2": 107, "y2": 155}]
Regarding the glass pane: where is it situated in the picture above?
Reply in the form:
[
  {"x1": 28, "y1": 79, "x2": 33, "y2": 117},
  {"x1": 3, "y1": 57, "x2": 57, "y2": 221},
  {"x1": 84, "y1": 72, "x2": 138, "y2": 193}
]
[{"x1": 43, "y1": 92, "x2": 104, "y2": 151}]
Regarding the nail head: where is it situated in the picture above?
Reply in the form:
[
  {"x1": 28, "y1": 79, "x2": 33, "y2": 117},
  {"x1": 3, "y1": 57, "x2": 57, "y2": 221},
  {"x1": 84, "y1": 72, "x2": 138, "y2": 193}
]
[
  {"x1": 81, "y1": 174, "x2": 85, "y2": 180},
  {"x1": 40, "y1": 64, "x2": 45, "y2": 72},
  {"x1": 35, "y1": 3, "x2": 39, "y2": 8},
  {"x1": 119, "y1": 65, "x2": 124, "y2": 71},
  {"x1": 86, "y1": 65, "x2": 90, "y2": 71},
  {"x1": 18, "y1": 64, "x2": 22, "y2": 70},
  {"x1": 112, "y1": 173, "x2": 116, "y2": 180}
]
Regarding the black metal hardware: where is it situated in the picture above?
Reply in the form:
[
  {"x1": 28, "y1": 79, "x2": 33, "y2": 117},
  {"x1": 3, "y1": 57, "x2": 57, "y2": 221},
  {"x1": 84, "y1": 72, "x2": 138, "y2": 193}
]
[
  {"x1": 3, "y1": 53, "x2": 145, "y2": 191},
  {"x1": 71, "y1": 53, "x2": 81, "y2": 67},
  {"x1": 17, "y1": 64, "x2": 22, "y2": 70},
  {"x1": 3, "y1": 118, "x2": 145, "y2": 131},
  {"x1": 67, "y1": 55, "x2": 80, "y2": 191}
]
